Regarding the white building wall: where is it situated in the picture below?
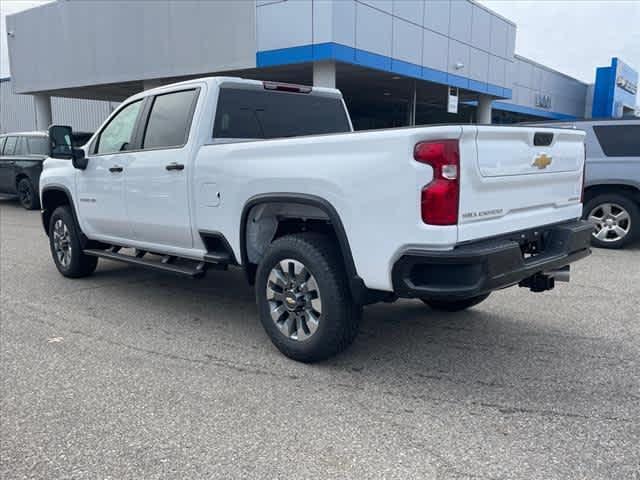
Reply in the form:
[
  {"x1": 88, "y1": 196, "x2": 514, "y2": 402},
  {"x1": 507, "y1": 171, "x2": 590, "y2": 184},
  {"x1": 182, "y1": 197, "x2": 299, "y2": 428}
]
[
  {"x1": 0, "y1": 78, "x2": 35, "y2": 133},
  {"x1": 5, "y1": 0, "x2": 590, "y2": 121},
  {"x1": 584, "y1": 84, "x2": 595, "y2": 118},
  {"x1": 7, "y1": 0, "x2": 256, "y2": 95},
  {"x1": 500, "y1": 56, "x2": 588, "y2": 117},
  {"x1": 256, "y1": 0, "x2": 517, "y2": 94},
  {"x1": 1, "y1": 78, "x2": 116, "y2": 134}
]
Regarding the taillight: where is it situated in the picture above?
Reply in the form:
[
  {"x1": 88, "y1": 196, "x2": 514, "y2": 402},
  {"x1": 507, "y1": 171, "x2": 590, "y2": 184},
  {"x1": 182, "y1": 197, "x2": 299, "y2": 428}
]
[{"x1": 414, "y1": 140, "x2": 460, "y2": 225}]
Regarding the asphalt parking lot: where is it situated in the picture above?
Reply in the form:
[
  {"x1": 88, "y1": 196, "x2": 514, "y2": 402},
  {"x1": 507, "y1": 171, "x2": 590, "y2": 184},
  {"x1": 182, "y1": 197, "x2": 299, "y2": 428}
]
[{"x1": 1, "y1": 198, "x2": 638, "y2": 480}]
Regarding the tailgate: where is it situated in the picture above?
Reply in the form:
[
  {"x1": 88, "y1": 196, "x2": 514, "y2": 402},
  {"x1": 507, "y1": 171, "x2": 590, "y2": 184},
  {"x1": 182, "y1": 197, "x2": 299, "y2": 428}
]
[{"x1": 457, "y1": 126, "x2": 586, "y2": 242}]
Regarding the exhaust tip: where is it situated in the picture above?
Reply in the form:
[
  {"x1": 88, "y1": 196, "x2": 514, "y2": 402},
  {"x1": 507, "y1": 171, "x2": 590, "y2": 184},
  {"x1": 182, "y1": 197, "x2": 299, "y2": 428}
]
[{"x1": 547, "y1": 266, "x2": 570, "y2": 283}]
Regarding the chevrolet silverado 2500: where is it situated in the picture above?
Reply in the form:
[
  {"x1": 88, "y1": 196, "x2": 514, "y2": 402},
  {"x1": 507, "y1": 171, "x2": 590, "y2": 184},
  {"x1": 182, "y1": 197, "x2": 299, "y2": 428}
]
[{"x1": 41, "y1": 77, "x2": 592, "y2": 362}]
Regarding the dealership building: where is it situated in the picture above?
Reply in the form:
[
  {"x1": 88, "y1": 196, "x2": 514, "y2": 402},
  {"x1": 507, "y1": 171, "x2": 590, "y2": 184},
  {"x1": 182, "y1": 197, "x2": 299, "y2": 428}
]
[{"x1": 2, "y1": 0, "x2": 638, "y2": 134}]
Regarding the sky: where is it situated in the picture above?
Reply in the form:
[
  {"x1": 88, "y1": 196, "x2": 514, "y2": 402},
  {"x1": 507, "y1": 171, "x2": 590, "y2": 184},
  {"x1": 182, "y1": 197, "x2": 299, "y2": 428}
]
[
  {"x1": 1, "y1": 0, "x2": 640, "y2": 85},
  {"x1": 0, "y1": 0, "x2": 47, "y2": 77},
  {"x1": 478, "y1": 0, "x2": 640, "y2": 84}
]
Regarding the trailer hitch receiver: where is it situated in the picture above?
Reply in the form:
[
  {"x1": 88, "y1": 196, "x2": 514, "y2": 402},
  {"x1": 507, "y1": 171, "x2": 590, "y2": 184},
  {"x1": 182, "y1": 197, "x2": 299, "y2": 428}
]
[{"x1": 519, "y1": 273, "x2": 555, "y2": 292}]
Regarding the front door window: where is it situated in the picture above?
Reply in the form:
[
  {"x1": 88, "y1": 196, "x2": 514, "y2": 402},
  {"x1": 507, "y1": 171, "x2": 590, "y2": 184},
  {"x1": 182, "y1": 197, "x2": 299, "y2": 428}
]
[{"x1": 95, "y1": 100, "x2": 142, "y2": 155}]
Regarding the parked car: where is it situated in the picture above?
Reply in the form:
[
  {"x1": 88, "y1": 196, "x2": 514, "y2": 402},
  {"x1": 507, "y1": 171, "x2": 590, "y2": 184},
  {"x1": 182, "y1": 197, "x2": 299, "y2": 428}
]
[
  {"x1": 527, "y1": 119, "x2": 640, "y2": 249},
  {"x1": 0, "y1": 131, "x2": 92, "y2": 209},
  {"x1": 40, "y1": 77, "x2": 591, "y2": 362}
]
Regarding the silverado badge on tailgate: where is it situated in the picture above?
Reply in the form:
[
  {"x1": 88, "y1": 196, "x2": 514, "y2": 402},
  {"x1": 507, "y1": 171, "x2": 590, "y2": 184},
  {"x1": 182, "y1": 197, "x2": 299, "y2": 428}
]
[{"x1": 532, "y1": 153, "x2": 552, "y2": 169}]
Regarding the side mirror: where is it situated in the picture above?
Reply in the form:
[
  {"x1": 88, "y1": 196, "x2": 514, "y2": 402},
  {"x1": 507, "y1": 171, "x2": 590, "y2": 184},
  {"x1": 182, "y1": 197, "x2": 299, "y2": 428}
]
[
  {"x1": 72, "y1": 148, "x2": 88, "y2": 170},
  {"x1": 48, "y1": 125, "x2": 73, "y2": 159},
  {"x1": 48, "y1": 125, "x2": 88, "y2": 170}
]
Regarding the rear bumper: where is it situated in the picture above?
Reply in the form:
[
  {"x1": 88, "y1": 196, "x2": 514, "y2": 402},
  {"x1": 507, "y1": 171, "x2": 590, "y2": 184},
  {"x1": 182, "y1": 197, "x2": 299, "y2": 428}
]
[{"x1": 391, "y1": 219, "x2": 593, "y2": 300}]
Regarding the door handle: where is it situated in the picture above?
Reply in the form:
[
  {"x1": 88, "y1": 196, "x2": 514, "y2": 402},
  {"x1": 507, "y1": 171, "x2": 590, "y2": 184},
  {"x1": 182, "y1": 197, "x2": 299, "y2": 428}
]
[
  {"x1": 109, "y1": 165, "x2": 123, "y2": 173},
  {"x1": 166, "y1": 162, "x2": 185, "y2": 171}
]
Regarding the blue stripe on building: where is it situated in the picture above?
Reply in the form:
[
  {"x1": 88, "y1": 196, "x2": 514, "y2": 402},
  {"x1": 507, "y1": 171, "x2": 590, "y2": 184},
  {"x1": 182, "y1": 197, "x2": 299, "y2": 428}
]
[
  {"x1": 257, "y1": 42, "x2": 512, "y2": 100},
  {"x1": 492, "y1": 102, "x2": 577, "y2": 120}
]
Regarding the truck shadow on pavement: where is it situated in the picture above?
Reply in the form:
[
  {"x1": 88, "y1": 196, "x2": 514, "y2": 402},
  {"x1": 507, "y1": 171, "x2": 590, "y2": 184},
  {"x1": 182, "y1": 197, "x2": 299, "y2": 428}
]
[
  {"x1": 82, "y1": 262, "x2": 634, "y2": 424},
  {"x1": 1, "y1": 197, "x2": 631, "y2": 423}
]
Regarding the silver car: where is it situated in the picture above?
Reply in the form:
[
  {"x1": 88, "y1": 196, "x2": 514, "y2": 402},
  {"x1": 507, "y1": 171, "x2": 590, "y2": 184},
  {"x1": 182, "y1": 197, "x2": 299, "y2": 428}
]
[{"x1": 529, "y1": 119, "x2": 640, "y2": 249}]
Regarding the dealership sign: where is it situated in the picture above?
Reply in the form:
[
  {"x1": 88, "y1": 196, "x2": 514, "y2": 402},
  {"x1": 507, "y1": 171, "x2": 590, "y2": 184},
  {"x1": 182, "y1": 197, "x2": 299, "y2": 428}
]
[
  {"x1": 534, "y1": 93, "x2": 552, "y2": 109},
  {"x1": 592, "y1": 58, "x2": 638, "y2": 118},
  {"x1": 616, "y1": 75, "x2": 637, "y2": 95}
]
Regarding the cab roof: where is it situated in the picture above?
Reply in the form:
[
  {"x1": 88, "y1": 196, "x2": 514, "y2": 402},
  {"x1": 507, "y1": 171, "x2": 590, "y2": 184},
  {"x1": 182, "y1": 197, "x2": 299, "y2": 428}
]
[{"x1": 128, "y1": 76, "x2": 343, "y2": 103}]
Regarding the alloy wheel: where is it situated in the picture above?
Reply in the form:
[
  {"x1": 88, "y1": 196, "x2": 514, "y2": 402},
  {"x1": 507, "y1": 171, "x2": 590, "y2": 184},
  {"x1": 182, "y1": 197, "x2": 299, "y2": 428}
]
[
  {"x1": 588, "y1": 202, "x2": 631, "y2": 243},
  {"x1": 52, "y1": 219, "x2": 73, "y2": 268},
  {"x1": 266, "y1": 259, "x2": 322, "y2": 341}
]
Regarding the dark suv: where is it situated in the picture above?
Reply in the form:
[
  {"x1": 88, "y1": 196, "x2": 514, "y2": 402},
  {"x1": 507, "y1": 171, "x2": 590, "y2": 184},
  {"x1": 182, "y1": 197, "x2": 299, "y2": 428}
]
[{"x1": 0, "y1": 131, "x2": 92, "y2": 210}]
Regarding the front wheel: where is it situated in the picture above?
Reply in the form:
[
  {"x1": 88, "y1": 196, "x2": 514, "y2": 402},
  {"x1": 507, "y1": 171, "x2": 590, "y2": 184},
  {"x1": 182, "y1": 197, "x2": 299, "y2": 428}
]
[
  {"x1": 255, "y1": 233, "x2": 361, "y2": 363},
  {"x1": 421, "y1": 293, "x2": 490, "y2": 312},
  {"x1": 49, "y1": 206, "x2": 98, "y2": 278}
]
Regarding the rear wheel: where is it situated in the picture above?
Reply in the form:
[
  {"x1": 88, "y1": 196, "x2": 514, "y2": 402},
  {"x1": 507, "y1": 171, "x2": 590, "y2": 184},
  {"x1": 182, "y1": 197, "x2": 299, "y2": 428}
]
[
  {"x1": 49, "y1": 206, "x2": 98, "y2": 278},
  {"x1": 17, "y1": 178, "x2": 39, "y2": 210},
  {"x1": 421, "y1": 293, "x2": 490, "y2": 312},
  {"x1": 255, "y1": 233, "x2": 361, "y2": 363},
  {"x1": 584, "y1": 193, "x2": 638, "y2": 249}
]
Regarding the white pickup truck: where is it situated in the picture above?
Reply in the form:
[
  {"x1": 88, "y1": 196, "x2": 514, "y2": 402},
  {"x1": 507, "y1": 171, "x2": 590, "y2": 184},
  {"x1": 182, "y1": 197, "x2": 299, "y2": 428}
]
[{"x1": 41, "y1": 77, "x2": 592, "y2": 362}]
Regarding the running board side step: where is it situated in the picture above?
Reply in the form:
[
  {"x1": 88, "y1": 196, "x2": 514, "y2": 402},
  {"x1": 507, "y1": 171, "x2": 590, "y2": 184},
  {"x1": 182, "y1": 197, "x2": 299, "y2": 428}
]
[
  {"x1": 83, "y1": 249, "x2": 209, "y2": 278},
  {"x1": 203, "y1": 251, "x2": 233, "y2": 265}
]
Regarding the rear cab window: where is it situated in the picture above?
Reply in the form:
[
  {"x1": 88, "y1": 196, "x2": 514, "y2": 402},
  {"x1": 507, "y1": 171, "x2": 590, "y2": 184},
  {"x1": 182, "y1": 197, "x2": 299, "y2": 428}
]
[
  {"x1": 213, "y1": 87, "x2": 351, "y2": 140},
  {"x1": 593, "y1": 124, "x2": 640, "y2": 157}
]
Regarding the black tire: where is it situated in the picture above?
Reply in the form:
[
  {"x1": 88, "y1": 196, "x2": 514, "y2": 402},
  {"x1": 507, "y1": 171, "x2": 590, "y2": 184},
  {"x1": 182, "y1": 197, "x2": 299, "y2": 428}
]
[
  {"x1": 421, "y1": 293, "x2": 490, "y2": 312},
  {"x1": 17, "y1": 178, "x2": 40, "y2": 210},
  {"x1": 583, "y1": 193, "x2": 639, "y2": 249},
  {"x1": 255, "y1": 233, "x2": 361, "y2": 363},
  {"x1": 48, "y1": 206, "x2": 98, "y2": 278}
]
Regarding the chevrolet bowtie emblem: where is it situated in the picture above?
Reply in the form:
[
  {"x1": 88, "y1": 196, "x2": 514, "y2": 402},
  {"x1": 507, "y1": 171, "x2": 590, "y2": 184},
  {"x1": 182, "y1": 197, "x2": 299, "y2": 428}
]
[{"x1": 532, "y1": 153, "x2": 552, "y2": 169}]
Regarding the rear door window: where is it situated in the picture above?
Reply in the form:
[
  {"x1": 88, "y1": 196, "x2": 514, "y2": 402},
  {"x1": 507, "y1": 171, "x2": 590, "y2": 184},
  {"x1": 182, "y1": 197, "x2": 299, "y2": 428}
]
[
  {"x1": 142, "y1": 89, "x2": 199, "y2": 149},
  {"x1": 3, "y1": 136, "x2": 18, "y2": 156},
  {"x1": 27, "y1": 136, "x2": 49, "y2": 155},
  {"x1": 213, "y1": 88, "x2": 351, "y2": 139},
  {"x1": 593, "y1": 124, "x2": 640, "y2": 157},
  {"x1": 0, "y1": 137, "x2": 6, "y2": 154}
]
